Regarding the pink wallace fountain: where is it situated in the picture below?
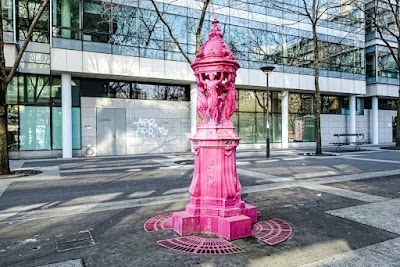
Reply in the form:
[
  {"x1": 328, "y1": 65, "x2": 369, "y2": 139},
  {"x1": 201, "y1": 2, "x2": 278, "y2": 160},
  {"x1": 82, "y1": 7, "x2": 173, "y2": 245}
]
[{"x1": 171, "y1": 17, "x2": 257, "y2": 240}]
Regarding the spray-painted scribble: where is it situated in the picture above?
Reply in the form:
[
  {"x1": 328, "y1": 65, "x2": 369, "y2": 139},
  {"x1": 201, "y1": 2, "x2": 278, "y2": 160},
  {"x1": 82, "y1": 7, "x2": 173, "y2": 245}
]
[{"x1": 133, "y1": 118, "x2": 168, "y2": 137}]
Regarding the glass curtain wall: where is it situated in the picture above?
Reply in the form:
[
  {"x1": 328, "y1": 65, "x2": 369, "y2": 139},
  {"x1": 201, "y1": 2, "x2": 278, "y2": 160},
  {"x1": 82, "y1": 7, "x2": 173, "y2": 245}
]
[
  {"x1": 288, "y1": 93, "x2": 315, "y2": 142},
  {"x1": 51, "y1": 0, "x2": 365, "y2": 78},
  {"x1": 80, "y1": 79, "x2": 190, "y2": 101},
  {"x1": 2, "y1": 0, "x2": 13, "y2": 41},
  {"x1": 322, "y1": 95, "x2": 364, "y2": 115},
  {"x1": 18, "y1": 0, "x2": 50, "y2": 43},
  {"x1": 234, "y1": 89, "x2": 281, "y2": 144},
  {"x1": 6, "y1": 75, "x2": 81, "y2": 151}
]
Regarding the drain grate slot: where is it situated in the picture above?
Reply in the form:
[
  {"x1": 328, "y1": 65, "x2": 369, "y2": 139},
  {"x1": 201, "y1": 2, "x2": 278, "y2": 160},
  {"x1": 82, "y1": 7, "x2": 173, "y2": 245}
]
[
  {"x1": 252, "y1": 218, "x2": 293, "y2": 245},
  {"x1": 157, "y1": 236, "x2": 244, "y2": 254},
  {"x1": 144, "y1": 213, "x2": 172, "y2": 232},
  {"x1": 55, "y1": 230, "x2": 95, "y2": 252}
]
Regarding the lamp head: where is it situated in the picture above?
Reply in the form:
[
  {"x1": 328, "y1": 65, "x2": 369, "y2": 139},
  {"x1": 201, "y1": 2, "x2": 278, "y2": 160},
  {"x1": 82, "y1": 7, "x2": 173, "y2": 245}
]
[{"x1": 260, "y1": 65, "x2": 275, "y2": 75}]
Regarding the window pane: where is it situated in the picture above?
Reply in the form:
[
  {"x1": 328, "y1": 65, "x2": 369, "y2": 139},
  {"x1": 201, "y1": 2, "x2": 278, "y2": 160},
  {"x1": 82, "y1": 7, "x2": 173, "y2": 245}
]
[
  {"x1": 109, "y1": 81, "x2": 131, "y2": 98},
  {"x1": 238, "y1": 90, "x2": 256, "y2": 112},
  {"x1": 289, "y1": 114, "x2": 315, "y2": 142},
  {"x1": 52, "y1": 107, "x2": 62, "y2": 149},
  {"x1": 271, "y1": 113, "x2": 282, "y2": 142},
  {"x1": 7, "y1": 105, "x2": 19, "y2": 151},
  {"x1": 51, "y1": 76, "x2": 62, "y2": 106},
  {"x1": 6, "y1": 76, "x2": 18, "y2": 104},
  {"x1": 52, "y1": 107, "x2": 81, "y2": 149},
  {"x1": 72, "y1": 107, "x2": 81, "y2": 149},
  {"x1": 322, "y1": 96, "x2": 341, "y2": 114},
  {"x1": 238, "y1": 112, "x2": 255, "y2": 143},
  {"x1": 111, "y1": 4, "x2": 138, "y2": 47},
  {"x1": 18, "y1": 0, "x2": 50, "y2": 43},
  {"x1": 19, "y1": 75, "x2": 51, "y2": 104},
  {"x1": 20, "y1": 106, "x2": 51, "y2": 150},
  {"x1": 255, "y1": 112, "x2": 266, "y2": 143},
  {"x1": 83, "y1": 0, "x2": 110, "y2": 43},
  {"x1": 81, "y1": 79, "x2": 108, "y2": 97},
  {"x1": 133, "y1": 84, "x2": 158, "y2": 99},
  {"x1": 53, "y1": 0, "x2": 82, "y2": 39},
  {"x1": 2, "y1": 0, "x2": 13, "y2": 32}
]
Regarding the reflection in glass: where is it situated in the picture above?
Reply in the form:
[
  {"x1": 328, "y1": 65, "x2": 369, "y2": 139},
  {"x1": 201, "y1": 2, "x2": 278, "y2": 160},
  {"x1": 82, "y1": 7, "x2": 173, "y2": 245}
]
[
  {"x1": 109, "y1": 82, "x2": 131, "y2": 99},
  {"x1": 20, "y1": 106, "x2": 51, "y2": 150},
  {"x1": 133, "y1": 84, "x2": 158, "y2": 100},
  {"x1": 52, "y1": 107, "x2": 81, "y2": 149},
  {"x1": 18, "y1": 0, "x2": 49, "y2": 43},
  {"x1": 83, "y1": 0, "x2": 111, "y2": 43},
  {"x1": 2, "y1": 0, "x2": 13, "y2": 32},
  {"x1": 53, "y1": 0, "x2": 82, "y2": 39},
  {"x1": 19, "y1": 75, "x2": 50, "y2": 104},
  {"x1": 7, "y1": 105, "x2": 19, "y2": 151}
]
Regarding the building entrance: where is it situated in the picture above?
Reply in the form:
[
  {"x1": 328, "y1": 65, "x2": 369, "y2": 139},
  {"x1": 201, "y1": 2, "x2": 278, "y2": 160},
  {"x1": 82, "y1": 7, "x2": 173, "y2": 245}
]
[
  {"x1": 393, "y1": 117, "x2": 397, "y2": 142},
  {"x1": 96, "y1": 108, "x2": 126, "y2": 156}
]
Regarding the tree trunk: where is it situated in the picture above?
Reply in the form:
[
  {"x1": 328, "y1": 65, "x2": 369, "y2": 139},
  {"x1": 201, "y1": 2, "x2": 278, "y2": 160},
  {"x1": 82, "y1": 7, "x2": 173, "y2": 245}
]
[
  {"x1": 397, "y1": 80, "x2": 400, "y2": 148},
  {"x1": 397, "y1": 46, "x2": 400, "y2": 148},
  {"x1": 0, "y1": 83, "x2": 10, "y2": 174},
  {"x1": 312, "y1": 24, "x2": 322, "y2": 155}
]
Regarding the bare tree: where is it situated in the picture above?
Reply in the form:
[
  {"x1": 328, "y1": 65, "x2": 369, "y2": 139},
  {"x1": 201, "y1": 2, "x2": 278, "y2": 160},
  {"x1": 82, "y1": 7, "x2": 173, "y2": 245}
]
[
  {"x1": 273, "y1": 0, "x2": 359, "y2": 155},
  {"x1": 360, "y1": 0, "x2": 400, "y2": 148},
  {"x1": 150, "y1": 0, "x2": 211, "y2": 64},
  {"x1": 0, "y1": 0, "x2": 50, "y2": 174}
]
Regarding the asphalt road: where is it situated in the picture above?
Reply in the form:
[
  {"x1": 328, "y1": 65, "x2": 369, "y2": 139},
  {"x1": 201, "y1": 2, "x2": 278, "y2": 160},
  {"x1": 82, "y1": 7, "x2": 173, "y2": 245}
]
[{"x1": 0, "y1": 146, "x2": 400, "y2": 267}]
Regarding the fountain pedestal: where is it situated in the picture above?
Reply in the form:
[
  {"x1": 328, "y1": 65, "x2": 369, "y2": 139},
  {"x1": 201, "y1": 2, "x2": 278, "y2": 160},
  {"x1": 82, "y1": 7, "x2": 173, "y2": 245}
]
[
  {"x1": 172, "y1": 17, "x2": 257, "y2": 240},
  {"x1": 172, "y1": 124, "x2": 257, "y2": 240}
]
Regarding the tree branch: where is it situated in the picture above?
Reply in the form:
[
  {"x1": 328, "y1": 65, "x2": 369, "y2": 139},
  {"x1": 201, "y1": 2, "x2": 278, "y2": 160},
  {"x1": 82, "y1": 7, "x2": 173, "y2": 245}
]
[
  {"x1": 195, "y1": 0, "x2": 211, "y2": 53},
  {"x1": 4, "y1": 0, "x2": 50, "y2": 87},
  {"x1": 149, "y1": 0, "x2": 191, "y2": 64}
]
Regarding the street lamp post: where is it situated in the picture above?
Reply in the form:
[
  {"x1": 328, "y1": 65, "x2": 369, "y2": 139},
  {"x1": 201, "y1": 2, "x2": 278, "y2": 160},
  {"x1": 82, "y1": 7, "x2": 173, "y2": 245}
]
[{"x1": 260, "y1": 65, "x2": 275, "y2": 158}]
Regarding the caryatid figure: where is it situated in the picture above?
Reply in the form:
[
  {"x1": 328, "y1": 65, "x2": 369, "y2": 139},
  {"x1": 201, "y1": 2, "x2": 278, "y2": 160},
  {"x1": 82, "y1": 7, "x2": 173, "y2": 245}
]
[{"x1": 172, "y1": 16, "x2": 257, "y2": 241}]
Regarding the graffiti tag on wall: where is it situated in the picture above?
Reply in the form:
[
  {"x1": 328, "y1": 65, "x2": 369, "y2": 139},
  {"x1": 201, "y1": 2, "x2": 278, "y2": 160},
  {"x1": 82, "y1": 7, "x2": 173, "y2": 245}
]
[{"x1": 133, "y1": 118, "x2": 168, "y2": 137}]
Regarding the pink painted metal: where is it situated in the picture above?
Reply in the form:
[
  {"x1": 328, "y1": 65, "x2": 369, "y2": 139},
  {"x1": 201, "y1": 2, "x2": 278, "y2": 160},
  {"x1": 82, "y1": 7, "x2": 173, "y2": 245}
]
[
  {"x1": 252, "y1": 218, "x2": 293, "y2": 245},
  {"x1": 171, "y1": 16, "x2": 257, "y2": 241},
  {"x1": 144, "y1": 213, "x2": 172, "y2": 232},
  {"x1": 157, "y1": 236, "x2": 244, "y2": 254}
]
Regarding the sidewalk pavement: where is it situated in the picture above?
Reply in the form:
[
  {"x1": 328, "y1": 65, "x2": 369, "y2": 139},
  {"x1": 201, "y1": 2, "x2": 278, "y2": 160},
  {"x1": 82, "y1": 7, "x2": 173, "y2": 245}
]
[{"x1": 0, "y1": 145, "x2": 399, "y2": 266}]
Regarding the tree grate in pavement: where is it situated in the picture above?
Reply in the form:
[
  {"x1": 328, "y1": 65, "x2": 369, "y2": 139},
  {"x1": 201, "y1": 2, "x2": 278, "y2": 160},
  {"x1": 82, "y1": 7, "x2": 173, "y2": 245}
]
[
  {"x1": 252, "y1": 218, "x2": 293, "y2": 245},
  {"x1": 145, "y1": 213, "x2": 292, "y2": 253},
  {"x1": 144, "y1": 213, "x2": 172, "y2": 232},
  {"x1": 55, "y1": 230, "x2": 96, "y2": 252},
  {"x1": 157, "y1": 236, "x2": 244, "y2": 254}
]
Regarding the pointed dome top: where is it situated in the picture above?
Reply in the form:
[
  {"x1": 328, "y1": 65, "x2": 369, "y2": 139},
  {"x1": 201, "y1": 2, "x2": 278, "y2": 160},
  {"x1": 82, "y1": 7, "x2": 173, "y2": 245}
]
[{"x1": 192, "y1": 15, "x2": 238, "y2": 67}]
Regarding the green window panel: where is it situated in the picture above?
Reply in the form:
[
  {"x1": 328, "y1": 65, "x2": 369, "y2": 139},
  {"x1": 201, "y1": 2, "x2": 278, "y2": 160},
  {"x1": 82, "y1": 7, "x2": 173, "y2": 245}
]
[
  {"x1": 19, "y1": 106, "x2": 51, "y2": 150},
  {"x1": 52, "y1": 107, "x2": 81, "y2": 150}
]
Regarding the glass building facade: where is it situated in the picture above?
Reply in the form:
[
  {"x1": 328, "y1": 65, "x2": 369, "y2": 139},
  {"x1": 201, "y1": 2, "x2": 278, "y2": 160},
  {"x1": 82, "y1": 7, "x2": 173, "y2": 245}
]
[
  {"x1": 50, "y1": 0, "x2": 365, "y2": 79},
  {"x1": 2, "y1": 0, "x2": 398, "y2": 156}
]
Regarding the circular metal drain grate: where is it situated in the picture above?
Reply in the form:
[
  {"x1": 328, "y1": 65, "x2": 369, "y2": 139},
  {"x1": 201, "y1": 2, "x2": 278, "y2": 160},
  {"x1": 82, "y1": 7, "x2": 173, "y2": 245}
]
[
  {"x1": 157, "y1": 236, "x2": 244, "y2": 254},
  {"x1": 252, "y1": 218, "x2": 293, "y2": 245},
  {"x1": 144, "y1": 213, "x2": 172, "y2": 232}
]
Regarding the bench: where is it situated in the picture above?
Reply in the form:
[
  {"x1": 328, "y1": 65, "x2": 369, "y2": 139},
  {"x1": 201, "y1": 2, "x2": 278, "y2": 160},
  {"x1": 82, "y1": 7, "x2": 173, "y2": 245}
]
[{"x1": 330, "y1": 133, "x2": 367, "y2": 152}]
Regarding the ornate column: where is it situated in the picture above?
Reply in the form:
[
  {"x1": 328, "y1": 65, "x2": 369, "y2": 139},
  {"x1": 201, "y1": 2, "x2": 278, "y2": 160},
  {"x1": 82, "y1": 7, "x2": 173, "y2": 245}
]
[{"x1": 172, "y1": 18, "x2": 257, "y2": 241}]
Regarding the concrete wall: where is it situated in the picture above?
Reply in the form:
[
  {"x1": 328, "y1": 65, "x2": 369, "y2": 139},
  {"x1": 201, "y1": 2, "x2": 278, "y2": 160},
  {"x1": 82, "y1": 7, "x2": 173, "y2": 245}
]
[
  {"x1": 51, "y1": 48, "x2": 366, "y2": 95},
  {"x1": 321, "y1": 110, "x2": 396, "y2": 145},
  {"x1": 378, "y1": 110, "x2": 396, "y2": 143},
  {"x1": 81, "y1": 97, "x2": 191, "y2": 156},
  {"x1": 321, "y1": 113, "x2": 370, "y2": 145}
]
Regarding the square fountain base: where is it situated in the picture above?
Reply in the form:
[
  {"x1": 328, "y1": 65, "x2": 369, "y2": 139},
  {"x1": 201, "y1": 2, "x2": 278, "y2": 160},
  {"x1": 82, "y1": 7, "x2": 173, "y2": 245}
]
[{"x1": 172, "y1": 205, "x2": 257, "y2": 241}]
